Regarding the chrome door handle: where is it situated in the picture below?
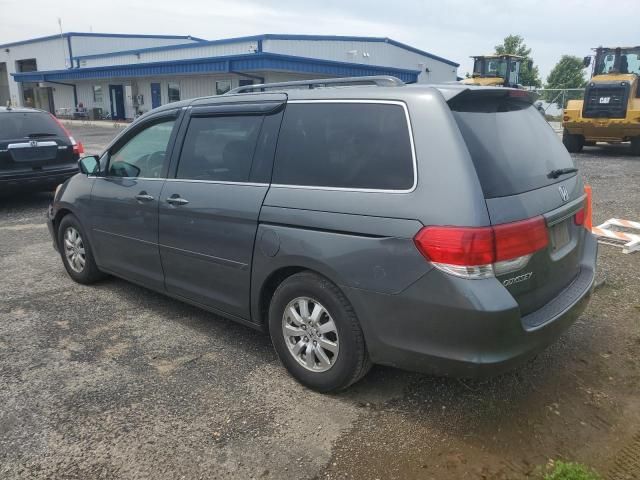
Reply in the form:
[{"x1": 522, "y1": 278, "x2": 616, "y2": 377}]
[
  {"x1": 166, "y1": 195, "x2": 189, "y2": 206},
  {"x1": 135, "y1": 193, "x2": 154, "y2": 202}
]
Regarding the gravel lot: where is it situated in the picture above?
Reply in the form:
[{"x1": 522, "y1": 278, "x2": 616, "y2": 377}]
[{"x1": 1, "y1": 124, "x2": 639, "y2": 479}]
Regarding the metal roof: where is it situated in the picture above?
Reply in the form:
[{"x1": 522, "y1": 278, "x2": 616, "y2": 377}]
[
  {"x1": 11, "y1": 52, "x2": 421, "y2": 84},
  {"x1": 0, "y1": 32, "x2": 205, "y2": 49}
]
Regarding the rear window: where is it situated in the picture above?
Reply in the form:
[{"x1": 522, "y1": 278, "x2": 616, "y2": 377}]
[
  {"x1": 272, "y1": 103, "x2": 414, "y2": 190},
  {"x1": 0, "y1": 112, "x2": 67, "y2": 141},
  {"x1": 451, "y1": 94, "x2": 575, "y2": 198}
]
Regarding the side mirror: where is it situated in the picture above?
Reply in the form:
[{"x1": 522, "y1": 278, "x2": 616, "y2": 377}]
[
  {"x1": 583, "y1": 56, "x2": 591, "y2": 68},
  {"x1": 78, "y1": 155, "x2": 99, "y2": 175}
]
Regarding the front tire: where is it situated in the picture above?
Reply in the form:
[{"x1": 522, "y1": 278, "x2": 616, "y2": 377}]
[
  {"x1": 268, "y1": 272, "x2": 371, "y2": 392},
  {"x1": 57, "y1": 214, "x2": 104, "y2": 284},
  {"x1": 562, "y1": 130, "x2": 584, "y2": 153},
  {"x1": 631, "y1": 137, "x2": 640, "y2": 156}
]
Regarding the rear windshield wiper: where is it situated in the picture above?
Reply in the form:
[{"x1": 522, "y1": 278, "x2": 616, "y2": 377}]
[
  {"x1": 26, "y1": 133, "x2": 57, "y2": 138},
  {"x1": 548, "y1": 167, "x2": 578, "y2": 179}
]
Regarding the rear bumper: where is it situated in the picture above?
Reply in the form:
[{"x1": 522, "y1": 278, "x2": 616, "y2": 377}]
[
  {"x1": 345, "y1": 233, "x2": 597, "y2": 377},
  {"x1": 0, "y1": 167, "x2": 78, "y2": 192}
]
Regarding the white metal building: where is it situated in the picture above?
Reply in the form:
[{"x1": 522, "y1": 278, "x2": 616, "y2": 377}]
[{"x1": 2, "y1": 32, "x2": 459, "y2": 120}]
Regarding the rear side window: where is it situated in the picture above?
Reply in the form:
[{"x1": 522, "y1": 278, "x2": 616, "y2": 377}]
[
  {"x1": 176, "y1": 115, "x2": 263, "y2": 182},
  {"x1": 272, "y1": 103, "x2": 414, "y2": 190},
  {"x1": 451, "y1": 95, "x2": 575, "y2": 198},
  {"x1": 0, "y1": 112, "x2": 67, "y2": 141}
]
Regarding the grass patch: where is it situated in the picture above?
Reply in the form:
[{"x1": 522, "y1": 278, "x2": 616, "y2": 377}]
[{"x1": 543, "y1": 461, "x2": 601, "y2": 480}]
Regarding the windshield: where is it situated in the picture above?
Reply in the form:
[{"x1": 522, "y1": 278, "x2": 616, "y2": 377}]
[
  {"x1": 474, "y1": 58, "x2": 508, "y2": 78},
  {"x1": 594, "y1": 48, "x2": 640, "y2": 75}
]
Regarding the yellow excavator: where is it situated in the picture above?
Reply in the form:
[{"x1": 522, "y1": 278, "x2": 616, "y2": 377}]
[
  {"x1": 462, "y1": 54, "x2": 529, "y2": 88},
  {"x1": 563, "y1": 46, "x2": 640, "y2": 154}
]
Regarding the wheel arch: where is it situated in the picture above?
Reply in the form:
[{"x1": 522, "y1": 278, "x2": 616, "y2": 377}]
[{"x1": 254, "y1": 263, "x2": 348, "y2": 330}]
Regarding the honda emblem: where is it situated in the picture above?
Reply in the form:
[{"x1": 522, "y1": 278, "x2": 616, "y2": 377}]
[
  {"x1": 558, "y1": 185, "x2": 569, "y2": 202},
  {"x1": 29, "y1": 140, "x2": 37, "y2": 147}
]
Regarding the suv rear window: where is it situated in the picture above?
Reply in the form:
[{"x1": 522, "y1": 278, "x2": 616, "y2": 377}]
[
  {"x1": 450, "y1": 93, "x2": 575, "y2": 199},
  {"x1": 273, "y1": 103, "x2": 414, "y2": 190},
  {"x1": 0, "y1": 112, "x2": 67, "y2": 141}
]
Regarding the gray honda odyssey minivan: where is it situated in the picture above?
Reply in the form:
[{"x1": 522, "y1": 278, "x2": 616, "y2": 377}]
[{"x1": 47, "y1": 76, "x2": 597, "y2": 392}]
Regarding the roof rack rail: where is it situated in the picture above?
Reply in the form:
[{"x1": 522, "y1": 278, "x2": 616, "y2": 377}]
[{"x1": 226, "y1": 75, "x2": 405, "y2": 94}]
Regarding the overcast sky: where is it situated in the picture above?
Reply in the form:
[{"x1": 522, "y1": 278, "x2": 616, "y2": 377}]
[{"x1": 1, "y1": 0, "x2": 638, "y2": 81}]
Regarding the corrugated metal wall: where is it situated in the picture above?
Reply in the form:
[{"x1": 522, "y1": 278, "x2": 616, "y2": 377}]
[
  {"x1": 3, "y1": 37, "x2": 69, "y2": 105},
  {"x1": 70, "y1": 35, "x2": 199, "y2": 58},
  {"x1": 71, "y1": 74, "x2": 258, "y2": 119},
  {"x1": 79, "y1": 41, "x2": 258, "y2": 68},
  {"x1": 262, "y1": 39, "x2": 457, "y2": 83}
]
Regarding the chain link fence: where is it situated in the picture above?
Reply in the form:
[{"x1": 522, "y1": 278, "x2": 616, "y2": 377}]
[{"x1": 526, "y1": 88, "x2": 586, "y2": 133}]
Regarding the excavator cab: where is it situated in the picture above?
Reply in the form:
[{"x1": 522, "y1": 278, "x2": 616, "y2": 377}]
[{"x1": 462, "y1": 54, "x2": 527, "y2": 88}]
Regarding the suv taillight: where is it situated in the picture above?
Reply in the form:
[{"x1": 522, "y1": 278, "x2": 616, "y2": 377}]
[
  {"x1": 414, "y1": 216, "x2": 548, "y2": 279},
  {"x1": 49, "y1": 114, "x2": 84, "y2": 156}
]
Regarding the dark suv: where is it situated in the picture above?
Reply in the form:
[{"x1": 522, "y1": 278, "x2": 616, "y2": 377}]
[
  {"x1": 0, "y1": 106, "x2": 83, "y2": 193},
  {"x1": 47, "y1": 76, "x2": 597, "y2": 392}
]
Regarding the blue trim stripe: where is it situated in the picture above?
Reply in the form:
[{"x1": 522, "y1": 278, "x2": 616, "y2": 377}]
[
  {"x1": 66, "y1": 36, "x2": 73, "y2": 69},
  {"x1": 11, "y1": 52, "x2": 420, "y2": 83},
  {"x1": 69, "y1": 33, "x2": 458, "y2": 67}
]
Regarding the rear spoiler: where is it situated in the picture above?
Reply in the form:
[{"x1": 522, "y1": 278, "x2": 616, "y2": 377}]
[{"x1": 447, "y1": 88, "x2": 538, "y2": 111}]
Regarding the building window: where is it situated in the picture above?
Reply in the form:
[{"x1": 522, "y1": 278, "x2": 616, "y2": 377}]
[
  {"x1": 238, "y1": 79, "x2": 254, "y2": 87},
  {"x1": 168, "y1": 82, "x2": 181, "y2": 102},
  {"x1": 216, "y1": 79, "x2": 232, "y2": 95},
  {"x1": 93, "y1": 85, "x2": 103, "y2": 103}
]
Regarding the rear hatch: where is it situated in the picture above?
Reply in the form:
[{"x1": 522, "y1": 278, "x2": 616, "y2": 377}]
[
  {"x1": 0, "y1": 111, "x2": 78, "y2": 176},
  {"x1": 449, "y1": 89, "x2": 587, "y2": 316}
]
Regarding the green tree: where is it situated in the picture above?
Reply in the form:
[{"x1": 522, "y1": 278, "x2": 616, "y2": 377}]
[
  {"x1": 495, "y1": 34, "x2": 542, "y2": 87},
  {"x1": 544, "y1": 55, "x2": 587, "y2": 108}
]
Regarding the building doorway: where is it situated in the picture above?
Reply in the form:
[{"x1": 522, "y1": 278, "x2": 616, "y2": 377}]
[
  {"x1": 109, "y1": 85, "x2": 125, "y2": 120},
  {"x1": 150, "y1": 82, "x2": 161, "y2": 109}
]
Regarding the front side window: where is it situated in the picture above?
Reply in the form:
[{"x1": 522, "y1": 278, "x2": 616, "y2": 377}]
[
  {"x1": 176, "y1": 115, "x2": 263, "y2": 182},
  {"x1": 168, "y1": 83, "x2": 181, "y2": 102},
  {"x1": 216, "y1": 80, "x2": 232, "y2": 95},
  {"x1": 272, "y1": 103, "x2": 414, "y2": 190},
  {"x1": 93, "y1": 85, "x2": 103, "y2": 103},
  {"x1": 108, "y1": 119, "x2": 175, "y2": 178}
]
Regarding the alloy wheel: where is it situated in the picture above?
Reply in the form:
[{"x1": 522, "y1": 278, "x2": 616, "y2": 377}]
[{"x1": 281, "y1": 297, "x2": 339, "y2": 372}]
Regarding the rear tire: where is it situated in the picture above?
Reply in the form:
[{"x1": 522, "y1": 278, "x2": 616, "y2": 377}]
[
  {"x1": 268, "y1": 271, "x2": 371, "y2": 392},
  {"x1": 57, "y1": 214, "x2": 105, "y2": 284},
  {"x1": 631, "y1": 137, "x2": 640, "y2": 156},
  {"x1": 562, "y1": 130, "x2": 584, "y2": 153}
]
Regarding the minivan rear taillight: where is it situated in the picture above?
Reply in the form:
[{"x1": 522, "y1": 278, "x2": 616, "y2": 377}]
[
  {"x1": 49, "y1": 114, "x2": 84, "y2": 156},
  {"x1": 414, "y1": 216, "x2": 549, "y2": 279}
]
